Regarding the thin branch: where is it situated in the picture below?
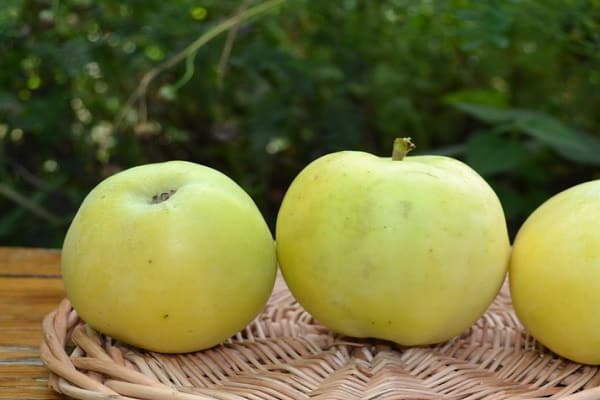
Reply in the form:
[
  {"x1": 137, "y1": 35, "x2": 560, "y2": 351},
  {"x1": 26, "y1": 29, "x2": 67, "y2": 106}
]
[
  {"x1": 0, "y1": 183, "x2": 62, "y2": 224},
  {"x1": 217, "y1": 0, "x2": 251, "y2": 91},
  {"x1": 11, "y1": 162, "x2": 56, "y2": 192},
  {"x1": 114, "y1": 0, "x2": 286, "y2": 130},
  {"x1": 171, "y1": 50, "x2": 197, "y2": 91}
]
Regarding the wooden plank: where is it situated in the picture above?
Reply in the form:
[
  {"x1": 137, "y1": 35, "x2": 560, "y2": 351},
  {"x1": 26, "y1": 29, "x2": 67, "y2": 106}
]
[
  {"x1": 0, "y1": 299, "x2": 63, "y2": 318},
  {"x1": 0, "y1": 378, "x2": 48, "y2": 387},
  {"x1": 0, "y1": 321, "x2": 49, "y2": 330},
  {"x1": 0, "y1": 248, "x2": 61, "y2": 277},
  {"x1": 0, "y1": 347, "x2": 40, "y2": 361},
  {"x1": 0, "y1": 322, "x2": 47, "y2": 347},
  {"x1": 0, "y1": 322, "x2": 48, "y2": 344},
  {"x1": 0, "y1": 366, "x2": 60, "y2": 399},
  {"x1": 0, "y1": 278, "x2": 64, "y2": 299},
  {"x1": 0, "y1": 365, "x2": 49, "y2": 379},
  {"x1": 0, "y1": 301, "x2": 58, "y2": 318},
  {"x1": 0, "y1": 322, "x2": 54, "y2": 347},
  {"x1": 0, "y1": 302, "x2": 62, "y2": 323},
  {"x1": 0, "y1": 277, "x2": 64, "y2": 321},
  {"x1": 0, "y1": 387, "x2": 63, "y2": 400},
  {"x1": 0, "y1": 264, "x2": 65, "y2": 346},
  {"x1": 0, "y1": 249, "x2": 66, "y2": 399},
  {"x1": 0, "y1": 331, "x2": 45, "y2": 347}
]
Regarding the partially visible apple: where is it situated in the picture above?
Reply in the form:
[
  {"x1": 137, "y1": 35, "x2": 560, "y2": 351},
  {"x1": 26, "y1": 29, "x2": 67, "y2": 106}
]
[
  {"x1": 276, "y1": 138, "x2": 510, "y2": 345},
  {"x1": 510, "y1": 180, "x2": 600, "y2": 364},
  {"x1": 61, "y1": 161, "x2": 277, "y2": 353}
]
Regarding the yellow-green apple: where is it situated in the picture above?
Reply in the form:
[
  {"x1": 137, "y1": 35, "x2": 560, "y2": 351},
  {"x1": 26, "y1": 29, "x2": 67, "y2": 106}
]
[
  {"x1": 276, "y1": 138, "x2": 510, "y2": 345},
  {"x1": 61, "y1": 161, "x2": 276, "y2": 353},
  {"x1": 510, "y1": 180, "x2": 600, "y2": 364}
]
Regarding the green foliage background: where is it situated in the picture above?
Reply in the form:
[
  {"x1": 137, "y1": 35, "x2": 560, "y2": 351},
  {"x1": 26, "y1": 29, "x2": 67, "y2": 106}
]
[{"x1": 1, "y1": 0, "x2": 599, "y2": 247}]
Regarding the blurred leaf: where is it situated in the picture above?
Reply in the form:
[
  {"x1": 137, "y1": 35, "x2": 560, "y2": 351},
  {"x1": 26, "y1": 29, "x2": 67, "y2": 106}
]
[
  {"x1": 465, "y1": 133, "x2": 527, "y2": 176},
  {"x1": 377, "y1": 97, "x2": 415, "y2": 133},
  {"x1": 0, "y1": 0, "x2": 21, "y2": 28},
  {"x1": 495, "y1": 182, "x2": 549, "y2": 228},
  {"x1": 314, "y1": 65, "x2": 344, "y2": 82},
  {"x1": 158, "y1": 85, "x2": 177, "y2": 101},
  {"x1": 54, "y1": 40, "x2": 92, "y2": 76},
  {"x1": 0, "y1": 206, "x2": 25, "y2": 237},
  {"x1": 0, "y1": 92, "x2": 22, "y2": 115},
  {"x1": 426, "y1": 144, "x2": 465, "y2": 157},
  {"x1": 493, "y1": 184, "x2": 524, "y2": 222},
  {"x1": 443, "y1": 89, "x2": 508, "y2": 108},
  {"x1": 452, "y1": 102, "x2": 514, "y2": 124},
  {"x1": 513, "y1": 112, "x2": 600, "y2": 165},
  {"x1": 454, "y1": 103, "x2": 600, "y2": 165},
  {"x1": 455, "y1": 3, "x2": 513, "y2": 50}
]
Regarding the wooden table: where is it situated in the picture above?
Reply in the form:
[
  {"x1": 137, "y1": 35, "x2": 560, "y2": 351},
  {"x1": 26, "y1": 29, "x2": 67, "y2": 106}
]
[{"x1": 0, "y1": 247, "x2": 65, "y2": 400}]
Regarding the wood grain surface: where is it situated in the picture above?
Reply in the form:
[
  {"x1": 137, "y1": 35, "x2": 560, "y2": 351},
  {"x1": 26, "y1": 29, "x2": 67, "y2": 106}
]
[{"x1": 0, "y1": 247, "x2": 66, "y2": 400}]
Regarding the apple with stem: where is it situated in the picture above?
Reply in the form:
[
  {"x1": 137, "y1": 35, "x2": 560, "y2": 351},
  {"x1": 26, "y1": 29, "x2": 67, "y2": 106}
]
[
  {"x1": 61, "y1": 161, "x2": 277, "y2": 353},
  {"x1": 276, "y1": 138, "x2": 510, "y2": 345}
]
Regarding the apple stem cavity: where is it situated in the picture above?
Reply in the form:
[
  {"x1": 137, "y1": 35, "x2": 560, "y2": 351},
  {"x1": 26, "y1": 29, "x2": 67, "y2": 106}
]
[
  {"x1": 151, "y1": 189, "x2": 176, "y2": 204},
  {"x1": 392, "y1": 137, "x2": 416, "y2": 161}
]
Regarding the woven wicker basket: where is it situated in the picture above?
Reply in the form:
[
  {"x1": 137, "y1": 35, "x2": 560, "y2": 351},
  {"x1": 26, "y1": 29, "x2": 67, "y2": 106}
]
[{"x1": 41, "y1": 276, "x2": 600, "y2": 400}]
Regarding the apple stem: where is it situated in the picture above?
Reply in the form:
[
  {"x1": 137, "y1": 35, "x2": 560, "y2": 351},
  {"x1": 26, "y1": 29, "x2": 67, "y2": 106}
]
[{"x1": 392, "y1": 137, "x2": 416, "y2": 161}]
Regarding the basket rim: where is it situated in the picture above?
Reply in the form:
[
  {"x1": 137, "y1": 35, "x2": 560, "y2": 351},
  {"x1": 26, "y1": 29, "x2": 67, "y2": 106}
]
[{"x1": 41, "y1": 278, "x2": 600, "y2": 400}]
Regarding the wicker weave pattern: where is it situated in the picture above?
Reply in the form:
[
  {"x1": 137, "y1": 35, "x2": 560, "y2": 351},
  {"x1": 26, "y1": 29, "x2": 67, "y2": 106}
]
[{"x1": 41, "y1": 277, "x2": 600, "y2": 400}]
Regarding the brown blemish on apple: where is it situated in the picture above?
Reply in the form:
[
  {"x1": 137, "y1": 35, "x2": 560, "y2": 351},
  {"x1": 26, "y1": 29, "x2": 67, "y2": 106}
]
[
  {"x1": 163, "y1": 314, "x2": 169, "y2": 319},
  {"x1": 406, "y1": 170, "x2": 439, "y2": 179},
  {"x1": 151, "y1": 189, "x2": 176, "y2": 204},
  {"x1": 399, "y1": 201, "x2": 412, "y2": 218}
]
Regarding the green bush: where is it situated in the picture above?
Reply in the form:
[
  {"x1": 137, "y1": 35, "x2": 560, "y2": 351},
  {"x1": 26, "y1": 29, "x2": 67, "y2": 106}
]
[{"x1": 1, "y1": 0, "x2": 599, "y2": 247}]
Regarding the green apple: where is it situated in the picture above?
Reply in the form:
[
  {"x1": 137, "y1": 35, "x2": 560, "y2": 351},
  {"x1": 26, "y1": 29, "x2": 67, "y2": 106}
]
[
  {"x1": 61, "y1": 161, "x2": 276, "y2": 353},
  {"x1": 276, "y1": 138, "x2": 510, "y2": 345},
  {"x1": 510, "y1": 180, "x2": 600, "y2": 364}
]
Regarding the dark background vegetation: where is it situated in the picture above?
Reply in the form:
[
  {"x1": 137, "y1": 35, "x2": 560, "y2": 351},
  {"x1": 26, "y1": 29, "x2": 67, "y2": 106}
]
[{"x1": 1, "y1": 0, "x2": 600, "y2": 248}]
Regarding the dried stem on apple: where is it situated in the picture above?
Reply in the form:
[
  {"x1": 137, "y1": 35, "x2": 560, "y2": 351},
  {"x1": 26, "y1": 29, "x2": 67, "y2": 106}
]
[{"x1": 392, "y1": 137, "x2": 416, "y2": 161}]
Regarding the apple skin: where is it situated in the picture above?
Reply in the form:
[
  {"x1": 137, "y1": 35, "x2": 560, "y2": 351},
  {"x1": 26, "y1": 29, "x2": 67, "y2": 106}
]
[
  {"x1": 510, "y1": 180, "x2": 600, "y2": 365},
  {"x1": 61, "y1": 161, "x2": 277, "y2": 353},
  {"x1": 276, "y1": 150, "x2": 510, "y2": 345}
]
